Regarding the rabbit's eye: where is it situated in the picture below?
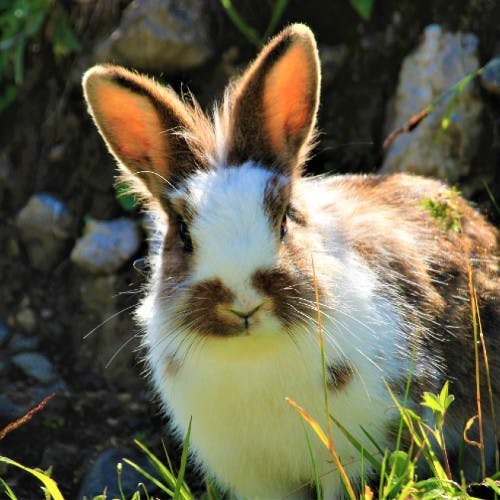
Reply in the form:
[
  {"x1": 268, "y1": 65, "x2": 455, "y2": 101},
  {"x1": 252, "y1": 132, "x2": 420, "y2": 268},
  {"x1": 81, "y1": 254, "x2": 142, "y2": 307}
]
[
  {"x1": 280, "y1": 210, "x2": 288, "y2": 241},
  {"x1": 178, "y1": 219, "x2": 193, "y2": 252}
]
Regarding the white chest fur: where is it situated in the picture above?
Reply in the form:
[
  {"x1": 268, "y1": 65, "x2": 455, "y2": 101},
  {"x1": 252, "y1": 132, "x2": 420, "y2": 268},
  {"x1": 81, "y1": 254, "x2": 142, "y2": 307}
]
[{"x1": 143, "y1": 292, "x2": 403, "y2": 498}]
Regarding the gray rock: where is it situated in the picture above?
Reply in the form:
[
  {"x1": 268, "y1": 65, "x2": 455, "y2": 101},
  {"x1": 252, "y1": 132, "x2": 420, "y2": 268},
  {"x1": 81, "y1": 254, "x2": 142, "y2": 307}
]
[
  {"x1": 16, "y1": 193, "x2": 75, "y2": 271},
  {"x1": 71, "y1": 218, "x2": 141, "y2": 274},
  {"x1": 11, "y1": 352, "x2": 58, "y2": 384},
  {"x1": 381, "y1": 24, "x2": 483, "y2": 183},
  {"x1": 0, "y1": 394, "x2": 24, "y2": 421},
  {"x1": 0, "y1": 322, "x2": 10, "y2": 347},
  {"x1": 78, "y1": 448, "x2": 158, "y2": 500},
  {"x1": 95, "y1": 0, "x2": 213, "y2": 73},
  {"x1": 8, "y1": 332, "x2": 41, "y2": 352},
  {"x1": 15, "y1": 307, "x2": 37, "y2": 334},
  {"x1": 480, "y1": 57, "x2": 500, "y2": 95}
]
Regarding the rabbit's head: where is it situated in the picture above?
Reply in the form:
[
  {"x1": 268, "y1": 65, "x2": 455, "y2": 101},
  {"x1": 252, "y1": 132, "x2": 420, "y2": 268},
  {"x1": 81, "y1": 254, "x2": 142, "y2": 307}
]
[{"x1": 83, "y1": 25, "x2": 328, "y2": 340}]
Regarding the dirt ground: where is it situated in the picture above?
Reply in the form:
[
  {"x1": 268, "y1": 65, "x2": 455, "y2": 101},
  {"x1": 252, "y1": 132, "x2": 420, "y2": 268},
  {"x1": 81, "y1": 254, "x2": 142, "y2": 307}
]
[{"x1": 0, "y1": 1, "x2": 498, "y2": 498}]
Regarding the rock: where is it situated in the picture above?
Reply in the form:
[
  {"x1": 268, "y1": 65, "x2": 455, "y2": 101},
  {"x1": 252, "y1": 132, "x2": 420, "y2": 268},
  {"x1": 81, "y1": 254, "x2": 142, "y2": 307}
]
[
  {"x1": 16, "y1": 193, "x2": 75, "y2": 272},
  {"x1": 480, "y1": 57, "x2": 500, "y2": 95},
  {"x1": 8, "y1": 332, "x2": 41, "y2": 352},
  {"x1": 0, "y1": 394, "x2": 24, "y2": 421},
  {"x1": 381, "y1": 24, "x2": 483, "y2": 183},
  {"x1": 15, "y1": 307, "x2": 37, "y2": 334},
  {"x1": 0, "y1": 322, "x2": 10, "y2": 347},
  {"x1": 95, "y1": 0, "x2": 213, "y2": 73},
  {"x1": 71, "y1": 218, "x2": 141, "y2": 274},
  {"x1": 77, "y1": 448, "x2": 158, "y2": 500},
  {"x1": 29, "y1": 380, "x2": 70, "y2": 402},
  {"x1": 11, "y1": 352, "x2": 58, "y2": 384}
]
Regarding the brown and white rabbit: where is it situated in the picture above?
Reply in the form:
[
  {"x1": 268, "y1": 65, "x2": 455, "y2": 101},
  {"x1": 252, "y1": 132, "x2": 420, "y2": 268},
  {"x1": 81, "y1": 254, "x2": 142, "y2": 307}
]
[{"x1": 83, "y1": 24, "x2": 499, "y2": 498}]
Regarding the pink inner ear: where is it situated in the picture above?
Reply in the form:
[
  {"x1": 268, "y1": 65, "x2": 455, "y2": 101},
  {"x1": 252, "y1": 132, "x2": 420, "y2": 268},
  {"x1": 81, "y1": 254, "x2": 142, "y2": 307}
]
[
  {"x1": 95, "y1": 82, "x2": 169, "y2": 177},
  {"x1": 263, "y1": 43, "x2": 312, "y2": 152}
]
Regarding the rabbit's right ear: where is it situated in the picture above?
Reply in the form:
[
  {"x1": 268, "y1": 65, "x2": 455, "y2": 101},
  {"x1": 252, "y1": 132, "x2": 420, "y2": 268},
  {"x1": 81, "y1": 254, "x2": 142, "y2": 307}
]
[
  {"x1": 228, "y1": 24, "x2": 320, "y2": 176},
  {"x1": 82, "y1": 65, "x2": 196, "y2": 200}
]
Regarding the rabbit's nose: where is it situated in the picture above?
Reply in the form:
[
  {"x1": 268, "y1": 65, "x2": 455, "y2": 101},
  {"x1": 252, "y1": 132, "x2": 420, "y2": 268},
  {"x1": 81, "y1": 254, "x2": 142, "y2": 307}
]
[{"x1": 229, "y1": 304, "x2": 263, "y2": 328}]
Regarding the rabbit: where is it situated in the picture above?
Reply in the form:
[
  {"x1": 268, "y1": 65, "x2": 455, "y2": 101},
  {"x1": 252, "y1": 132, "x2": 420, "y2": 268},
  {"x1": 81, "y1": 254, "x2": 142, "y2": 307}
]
[{"x1": 82, "y1": 23, "x2": 499, "y2": 499}]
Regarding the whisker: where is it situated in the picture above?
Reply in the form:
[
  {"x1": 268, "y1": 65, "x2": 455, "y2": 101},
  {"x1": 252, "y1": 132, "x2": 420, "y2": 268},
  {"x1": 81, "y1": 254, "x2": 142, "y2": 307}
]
[
  {"x1": 105, "y1": 332, "x2": 141, "y2": 368},
  {"x1": 83, "y1": 304, "x2": 137, "y2": 339}
]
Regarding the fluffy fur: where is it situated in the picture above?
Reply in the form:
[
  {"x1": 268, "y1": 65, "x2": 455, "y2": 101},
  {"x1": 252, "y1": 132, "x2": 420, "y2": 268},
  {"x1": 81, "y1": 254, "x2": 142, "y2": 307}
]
[{"x1": 83, "y1": 23, "x2": 499, "y2": 498}]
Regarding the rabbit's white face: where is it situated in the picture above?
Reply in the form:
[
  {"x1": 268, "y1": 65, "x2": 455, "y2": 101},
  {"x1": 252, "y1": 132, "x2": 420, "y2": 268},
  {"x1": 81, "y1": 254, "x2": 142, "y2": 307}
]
[{"x1": 160, "y1": 161, "x2": 316, "y2": 338}]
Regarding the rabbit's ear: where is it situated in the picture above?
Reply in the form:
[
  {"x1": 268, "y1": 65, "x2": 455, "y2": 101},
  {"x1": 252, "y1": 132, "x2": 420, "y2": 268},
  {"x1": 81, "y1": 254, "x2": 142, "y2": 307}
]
[
  {"x1": 228, "y1": 24, "x2": 320, "y2": 175},
  {"x1": 83, "y1": 65, "x2": 195, "y2": 199}
]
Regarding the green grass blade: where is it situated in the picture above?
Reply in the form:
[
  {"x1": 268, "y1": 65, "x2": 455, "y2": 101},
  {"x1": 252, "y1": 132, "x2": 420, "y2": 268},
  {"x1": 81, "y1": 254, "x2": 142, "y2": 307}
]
[
  {"x1": 359, "y1": 425, "x2": 385, "y2": 457},
  {"x1": 262, "y1": 0, "x2": 289, "y2": 41},
  {"x1": 0, "y1": 477, "x2": 17, "y2": 500},
  {"x1": 122, "y1": 458, "x2": 174, "y2": 497},
  {"x1": 219, "y1": 0, "x2": 261, "y2": 47},
  {"x1": 173, "y1": 417, "x2": 192, "y2": 500},
  {"x1": 482, "y1": 180, "x2": 500, "y2": 217},
  {"x1": 485, "y1": 478, "x2": 500, "y2": 494},
  {"x1": 301, "y1": 420, "x2": 322, "y2": 500},
  {"x1": 0, "y1": 456, "x2": 64, "y2": 500},
  {"x1": 331, "y1": 417, "x2": 381, "y2": 472},
  {"x1": 134, "y1": 440, "x2": 180, "y2": 492},
  {"x1": 348, "y1": 0, "x2": 375, "y2": 20},
  {"x1": 162, "y1": 440, "x2": 175, "y2": 476}
]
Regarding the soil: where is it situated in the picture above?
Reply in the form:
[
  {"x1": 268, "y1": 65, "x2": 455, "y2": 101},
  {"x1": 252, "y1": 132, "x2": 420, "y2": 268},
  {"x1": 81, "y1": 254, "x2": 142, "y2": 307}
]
[{"x1": 0, "y1": 1, "x2": 498, "y2": 498}]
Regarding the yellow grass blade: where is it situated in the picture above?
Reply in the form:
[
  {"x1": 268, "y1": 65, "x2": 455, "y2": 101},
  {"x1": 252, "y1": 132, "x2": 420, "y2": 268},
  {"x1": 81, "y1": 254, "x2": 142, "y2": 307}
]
[
  {"x1": 0, "y1": 456, "x2": 64, "y2": 500},
  {"x1": 286, "y1": 397, "x2": 357, "y2": 499},
  {"x1": 286, "y1": 397, "x2": 330, "y2": 449}
]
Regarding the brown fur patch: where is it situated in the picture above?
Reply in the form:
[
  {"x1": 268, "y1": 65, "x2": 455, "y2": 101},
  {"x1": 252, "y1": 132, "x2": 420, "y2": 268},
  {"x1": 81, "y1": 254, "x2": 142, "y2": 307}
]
[
  {"x1": 252, "y1": 266, "x2": 316, "y2": 329},
  {"x1": 263, "y1": 174, "x2": 291, "y2": 227},
  {"x1": 181, "y1": 279, "x2": 239, "y2": 337},
  {"x1": 156, "y1": 209, "x2": 195, "y2": 301},
  {"x1": 327, "y1": 362, "x2": 354, "y2": 391}
]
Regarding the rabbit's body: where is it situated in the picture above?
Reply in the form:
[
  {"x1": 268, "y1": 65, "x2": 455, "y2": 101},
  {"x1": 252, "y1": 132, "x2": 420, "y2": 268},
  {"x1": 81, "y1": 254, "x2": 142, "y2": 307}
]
[
  {"x1": 83, "y1": 23, "x2": 499, "y2": 499},
  {"x1": 139, "y1": 169, "x2": 498, "y2": 497}
]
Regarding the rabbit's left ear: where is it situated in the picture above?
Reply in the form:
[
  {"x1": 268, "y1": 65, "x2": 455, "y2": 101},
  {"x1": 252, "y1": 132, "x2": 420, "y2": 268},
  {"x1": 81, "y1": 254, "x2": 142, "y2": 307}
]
[
  {"x1": 228, "y1": 24, "x2": 320, "y2": 175},
  {"x1": 82, "y1": 65, "x2": 197, "y2": 201}
]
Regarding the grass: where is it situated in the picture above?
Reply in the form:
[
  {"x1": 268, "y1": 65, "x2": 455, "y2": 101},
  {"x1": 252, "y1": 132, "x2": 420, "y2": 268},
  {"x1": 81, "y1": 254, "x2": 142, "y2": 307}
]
[
  {"x1": 0, "y1": 0, "x2": 80, "y2": 111},
  {"x1": 1, "y1": 165, "x2": 498, "y2": 500},
  {"x1": 1, "y1": 207, "x2": 499, "y2": 498},
  {"x1": 2, "y1": 249, "x2": 498, "y2": 499},
  {"x1": 219, "y1": 0, "x2": 375, "y2": 48}
]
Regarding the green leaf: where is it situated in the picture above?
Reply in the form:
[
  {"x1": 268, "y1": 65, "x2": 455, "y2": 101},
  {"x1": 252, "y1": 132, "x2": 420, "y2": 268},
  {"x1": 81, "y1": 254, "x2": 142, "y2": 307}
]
[
  {"x1": 348, "y1": 0, "x2": 375, "y2": 20},
  {"x1": 422, "y1": 392, "x2": 443, "y2": 413}
]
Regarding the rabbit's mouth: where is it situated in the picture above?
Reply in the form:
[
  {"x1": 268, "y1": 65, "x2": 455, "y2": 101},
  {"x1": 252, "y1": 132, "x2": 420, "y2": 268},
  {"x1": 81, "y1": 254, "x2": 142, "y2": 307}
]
[
  {"x1": 176, "y1": 277, "x2": 296, "y2": 338},
  {"x1": 180, "y1": 300, "x2": 282, "y2": 338}
]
